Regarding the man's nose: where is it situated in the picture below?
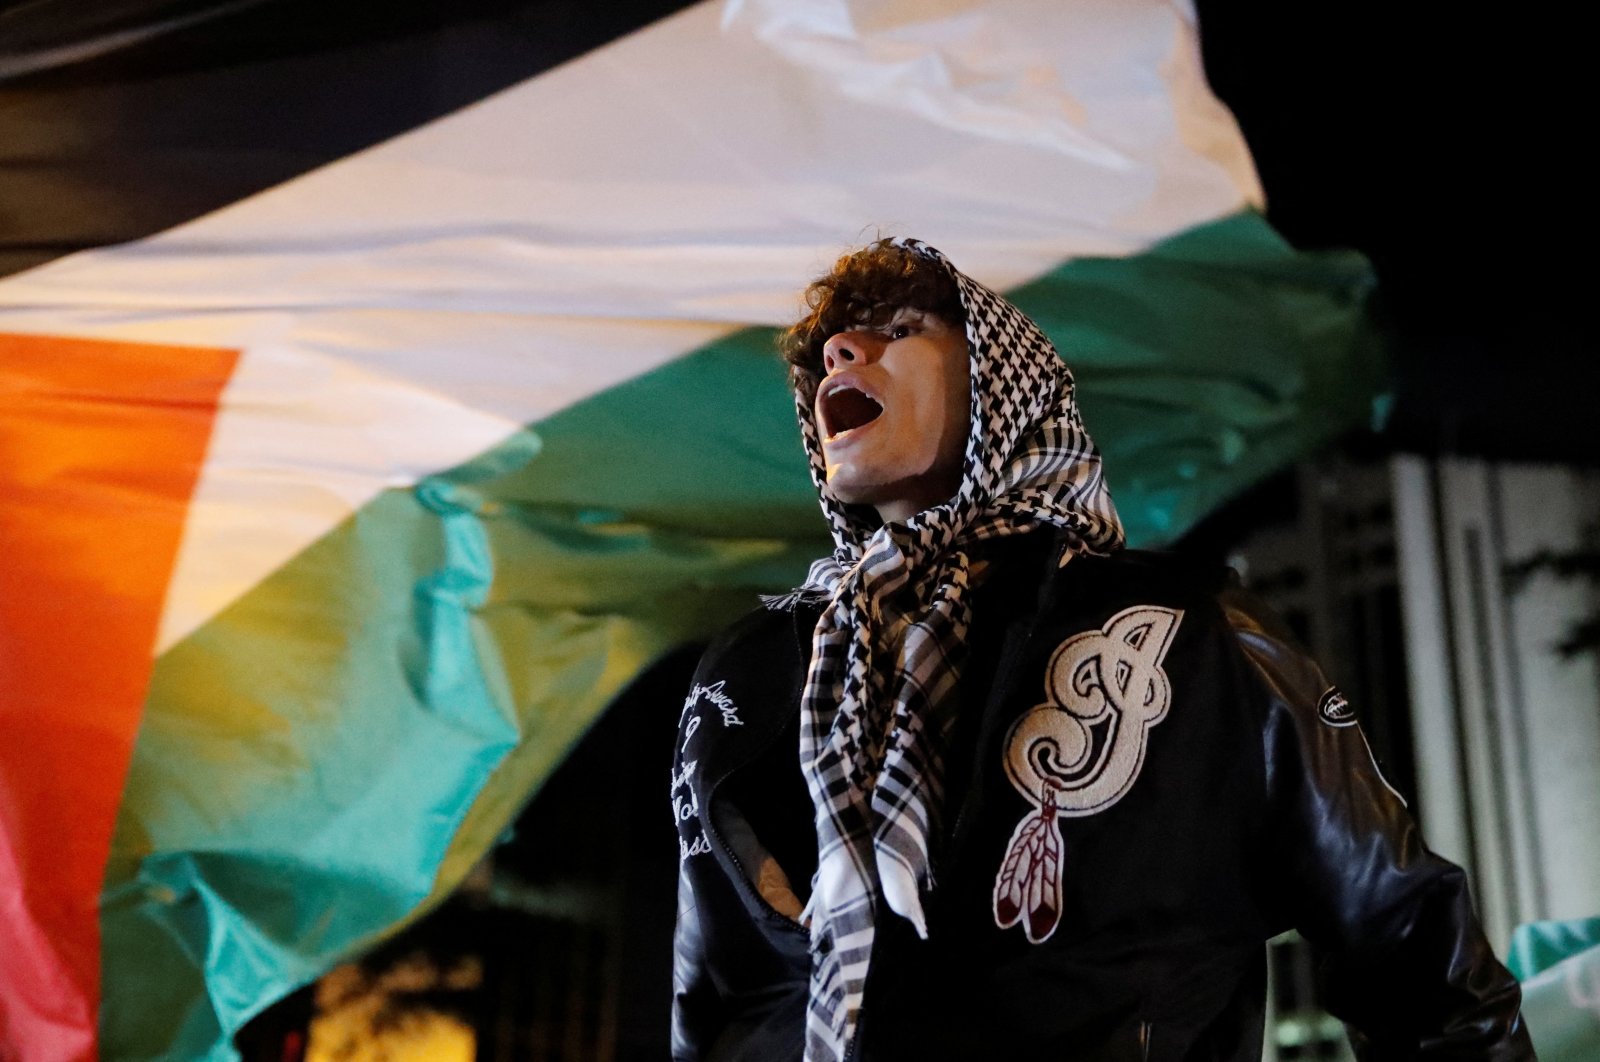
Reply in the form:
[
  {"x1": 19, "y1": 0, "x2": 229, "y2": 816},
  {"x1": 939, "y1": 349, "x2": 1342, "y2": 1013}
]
[{"x1": 821, "y1": 331, "x2": 883, "y2": 373}]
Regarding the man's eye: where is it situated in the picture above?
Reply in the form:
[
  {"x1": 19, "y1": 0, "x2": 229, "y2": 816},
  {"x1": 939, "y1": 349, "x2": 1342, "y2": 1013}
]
[{"x1": 888, "y1": 323, "x2": 912, "y2": 340}]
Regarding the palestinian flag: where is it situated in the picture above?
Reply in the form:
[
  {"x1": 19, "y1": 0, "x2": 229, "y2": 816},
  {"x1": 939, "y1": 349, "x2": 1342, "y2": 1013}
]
[{"x1": 0, "y1": 1, "x2": 1384, "y2": 1058}]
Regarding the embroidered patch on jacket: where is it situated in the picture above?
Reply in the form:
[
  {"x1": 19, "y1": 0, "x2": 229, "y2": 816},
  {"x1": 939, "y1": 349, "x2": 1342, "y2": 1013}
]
[
  {"x1": 993, "y1": 605, "x2": 1184, "y2": 944},
  {"x1": 688, "y1": 679, "x2": 744, "y2": 728},
  {"x1": 671, "y1": 677, "x2": 744, "y2": 863},
  {"x1": 1317, "y1": 686, "x2": 1356, "y2": 727}
]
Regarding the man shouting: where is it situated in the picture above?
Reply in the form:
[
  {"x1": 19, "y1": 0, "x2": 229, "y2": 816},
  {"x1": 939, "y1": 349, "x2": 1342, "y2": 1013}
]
[{"x1": 669, "y1": 238, "x2": 1531, "y2": 1062}]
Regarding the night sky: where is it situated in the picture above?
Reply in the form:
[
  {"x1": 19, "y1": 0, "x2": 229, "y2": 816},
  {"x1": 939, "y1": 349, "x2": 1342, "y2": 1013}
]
[{"x1": 1195, "y1": 1, "x2": 1594, "y2": 463}]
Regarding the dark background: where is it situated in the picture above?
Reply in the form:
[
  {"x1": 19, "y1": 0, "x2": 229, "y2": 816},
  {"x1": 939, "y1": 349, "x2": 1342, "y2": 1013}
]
[{"x1": 1195, "y1": 0, "x2": 1593, "y2": 464}]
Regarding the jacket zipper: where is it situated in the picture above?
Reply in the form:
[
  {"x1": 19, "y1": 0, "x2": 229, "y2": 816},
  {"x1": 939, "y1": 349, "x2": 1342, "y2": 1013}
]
[
  {"x1": 844, "y1": 1015, "x2": 865, "y2": 1062},
  {"x1": 700, "y1": 779, "x2": 808, "y2": 932}
]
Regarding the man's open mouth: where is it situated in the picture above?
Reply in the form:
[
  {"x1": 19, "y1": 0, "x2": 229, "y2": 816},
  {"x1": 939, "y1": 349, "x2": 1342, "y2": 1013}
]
[{"x1": 819, "y1": 385, "x2": 884, "y2": 440}]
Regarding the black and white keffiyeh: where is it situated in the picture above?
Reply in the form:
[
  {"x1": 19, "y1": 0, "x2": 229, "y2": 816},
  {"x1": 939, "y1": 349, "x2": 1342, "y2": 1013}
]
[{"x1": 781, "y1": 238, "x2": 1125, "y2": 1061}]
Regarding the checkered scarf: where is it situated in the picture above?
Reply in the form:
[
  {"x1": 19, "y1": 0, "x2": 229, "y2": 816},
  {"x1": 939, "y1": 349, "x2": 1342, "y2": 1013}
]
[{"x1": 783, "y1": 239, "x2": 1125, "y2": 1060}]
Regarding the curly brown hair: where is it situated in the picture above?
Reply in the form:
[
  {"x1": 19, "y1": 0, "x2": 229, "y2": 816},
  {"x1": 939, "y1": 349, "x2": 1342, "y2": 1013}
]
[{"x1": 780, "y1": 238, "x2": 966, "y2": 407}]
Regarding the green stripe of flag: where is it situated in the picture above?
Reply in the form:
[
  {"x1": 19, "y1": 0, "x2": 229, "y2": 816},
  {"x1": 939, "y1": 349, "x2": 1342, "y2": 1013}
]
[{"x1": 1025, "y1": 211, "x2": 1386, "y2": 542}]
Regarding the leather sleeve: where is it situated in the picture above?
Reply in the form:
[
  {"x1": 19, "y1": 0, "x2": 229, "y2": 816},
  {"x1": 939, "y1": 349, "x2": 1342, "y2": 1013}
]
[
  {"x1": 671, "y1": 857, "x2": 725, "y2": 1062},
  {"x1": 670, "y1": 636, "x2": 725, "y2": 1062},
  {"x1": 1223, "y1": 585, "x2": 1535, "y2": 1060}
]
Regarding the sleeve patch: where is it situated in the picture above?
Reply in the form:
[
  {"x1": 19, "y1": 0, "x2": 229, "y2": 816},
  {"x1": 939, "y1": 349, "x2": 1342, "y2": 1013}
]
[{"x1": 1317, "y1": 687, "x2": 1357, "y2": 727}]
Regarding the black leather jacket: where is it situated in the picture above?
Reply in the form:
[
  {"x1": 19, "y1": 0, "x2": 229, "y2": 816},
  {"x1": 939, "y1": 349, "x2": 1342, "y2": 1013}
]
[{"x1": 670, "y1": 531, "x2": 1532, "y2": 1061}]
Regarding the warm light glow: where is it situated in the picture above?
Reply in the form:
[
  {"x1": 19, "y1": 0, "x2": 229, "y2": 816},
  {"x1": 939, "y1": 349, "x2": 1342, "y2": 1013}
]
[{"x1": 307, "y1": 961, "x2": 478, "y2": 1062}]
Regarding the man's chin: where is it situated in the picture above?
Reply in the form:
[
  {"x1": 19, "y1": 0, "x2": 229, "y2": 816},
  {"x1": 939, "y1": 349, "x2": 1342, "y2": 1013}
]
[
  {"x1": 822, "y1": 486, "x2": 874, "y2": 510},
  {"x1": 823, "y1": 476, "x2": 923, "y2": 523},
  {"x1": 821, "y1": 469, "x2": 882, "y2": 507}
]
